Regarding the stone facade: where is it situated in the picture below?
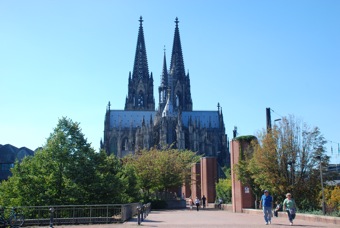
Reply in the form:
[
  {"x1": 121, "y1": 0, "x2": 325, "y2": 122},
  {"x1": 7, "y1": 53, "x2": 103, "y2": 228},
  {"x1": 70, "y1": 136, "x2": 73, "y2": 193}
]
[{"x1": 101, "y1": 17, "x2": 229, "y2": 169}]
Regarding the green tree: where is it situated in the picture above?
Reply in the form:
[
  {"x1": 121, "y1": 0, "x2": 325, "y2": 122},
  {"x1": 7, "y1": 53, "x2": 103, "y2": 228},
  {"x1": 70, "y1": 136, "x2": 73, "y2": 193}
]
[
  {"x1": 124, "y1": 148, "x2": 201, "y2": 199},
  {"x1": 235, "y1": 115, "x2": 328, "y2": 210},
  {"x1": 216, "y1": 168, "x2": 232, "y2": 203},
  {"x1": 0, "y1": 117, "x2": 133, "y2": 207}
]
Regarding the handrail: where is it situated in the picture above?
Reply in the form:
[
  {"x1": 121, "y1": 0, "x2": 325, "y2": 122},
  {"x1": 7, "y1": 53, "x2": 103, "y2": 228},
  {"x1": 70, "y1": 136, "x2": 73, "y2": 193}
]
[{"x1": 14, "y1": 203, "x2": 141, "y2": 226}]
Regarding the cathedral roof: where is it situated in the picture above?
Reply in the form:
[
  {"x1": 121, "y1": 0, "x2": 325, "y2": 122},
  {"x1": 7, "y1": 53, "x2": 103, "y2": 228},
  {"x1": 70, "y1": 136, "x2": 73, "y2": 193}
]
[
  {"x1": 108, "y1": 110, "x2": 220, "y2": 129},
  {"x1": 182, "y1": 111, "x2": 220, "y2": 128},
  {"x1": 109, "y1": 110, "x2": 156, "y2": 128}
]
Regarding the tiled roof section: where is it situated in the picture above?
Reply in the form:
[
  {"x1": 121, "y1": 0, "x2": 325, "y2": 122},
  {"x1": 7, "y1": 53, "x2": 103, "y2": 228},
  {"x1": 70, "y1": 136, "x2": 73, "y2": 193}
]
[
  {"x1": 108, "y1": 110, "x2": 220, "y2": 129},
  {"x1": 109, "y1": 110, "x2": 156, "y2": 129},
  {"x1": 182, "y1": 111, "x2": 220, "y2": 128}
]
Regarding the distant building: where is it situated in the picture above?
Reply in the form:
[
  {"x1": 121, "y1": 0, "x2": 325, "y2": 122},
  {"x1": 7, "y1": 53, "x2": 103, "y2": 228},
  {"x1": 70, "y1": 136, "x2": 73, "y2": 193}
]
[
  {"x1": 101, "y1": 17, "x2": 229, "y2": 169},
  {"x1": 0, "y1": 144, "x2": 34, "y2": 181},
  {"x1": 326, "y1": 164, "x2": 340, "y2": 186}
]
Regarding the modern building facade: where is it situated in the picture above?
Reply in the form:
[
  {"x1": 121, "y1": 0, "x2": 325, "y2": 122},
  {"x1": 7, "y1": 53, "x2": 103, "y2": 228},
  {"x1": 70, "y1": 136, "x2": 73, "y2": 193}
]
[{"x1": 101, "y1": 17, "x2": 229, "y2": 168}]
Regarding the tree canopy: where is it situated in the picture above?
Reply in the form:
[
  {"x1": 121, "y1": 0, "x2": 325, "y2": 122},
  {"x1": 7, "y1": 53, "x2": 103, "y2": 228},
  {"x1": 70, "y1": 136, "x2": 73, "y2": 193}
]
[
  {"x1": 0, "y1": 117, "x2": 138, "y2": 207},
  {"x1": 123, "y1": 148, "x2": 201, "y2": 199},
  {"x1": 0, "y1": 117, "x2": 202, "y2": 207},
  {"x1": 235, "y1": 115, "x2": 329, "y2": 210}
]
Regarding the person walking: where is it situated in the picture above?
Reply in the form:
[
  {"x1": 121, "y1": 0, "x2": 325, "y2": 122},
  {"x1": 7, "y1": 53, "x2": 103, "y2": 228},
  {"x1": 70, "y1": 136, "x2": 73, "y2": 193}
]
[
  {"x1": 274, "y1": 201, "x2": 282, "y2": 217},
  {"x1": 188, "y1": 197, "x2": 193, "y2": 211},
  {"x1": 202, "y1": 195, "x2": 206, "y2": 209},
  {"x1": 194, "y1": 197, "x2": 200, "y2": 211},
  {"x1": 283, "y1": 193, "x2": 297, "y2": 226},
  {"x1": 260, "y1": 190, "x2": 273, "y2": 225},
  {"x1": 218, "y1": 198, "x2": 223, "y2": 210}
]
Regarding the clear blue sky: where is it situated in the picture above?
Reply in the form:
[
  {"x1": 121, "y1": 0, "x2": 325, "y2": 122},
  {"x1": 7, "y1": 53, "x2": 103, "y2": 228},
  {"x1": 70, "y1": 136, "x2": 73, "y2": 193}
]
[{"x1": 1, "y1": 0, "x2": 339, "y2": 164}]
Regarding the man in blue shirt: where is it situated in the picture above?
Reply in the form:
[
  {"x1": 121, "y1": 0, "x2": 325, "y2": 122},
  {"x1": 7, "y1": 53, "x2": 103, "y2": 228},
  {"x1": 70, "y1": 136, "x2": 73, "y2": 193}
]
[{"x1": 260, "y1": 190, "x2": 273, "y2": 225}]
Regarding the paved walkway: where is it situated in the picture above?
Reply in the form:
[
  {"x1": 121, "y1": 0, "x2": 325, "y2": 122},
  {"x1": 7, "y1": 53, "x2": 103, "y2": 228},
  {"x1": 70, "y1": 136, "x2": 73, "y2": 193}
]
[{"x1": 50, "y1": 209, "x2": 338, "y2": 228}]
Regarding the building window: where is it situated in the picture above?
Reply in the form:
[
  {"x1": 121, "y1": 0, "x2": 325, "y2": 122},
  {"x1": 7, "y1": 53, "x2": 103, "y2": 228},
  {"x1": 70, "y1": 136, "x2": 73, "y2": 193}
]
[
  {"x1": 138, "y1": 92, "x2": 144, "y2": 107},
  {"x1": 176, "y1": 94, "x2": 179, "y2": 107},
  {"x1": 122, "y1": 138, "x2": 128, "y2": 151}
]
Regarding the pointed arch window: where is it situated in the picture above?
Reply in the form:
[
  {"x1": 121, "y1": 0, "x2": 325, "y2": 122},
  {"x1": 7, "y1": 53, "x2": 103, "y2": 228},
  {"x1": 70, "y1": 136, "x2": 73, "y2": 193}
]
[
  {"x1": 160, "y1": 91, "x2": 163, "y2": 103},
  {"x1": 161, "y1": 90, "x2": 167, "y2": 103},
  {"x1": 176, "y1": 91, "x2": 181, "y2": 108},
  {"x1": 122, "y1": 138, "x2": 128, "y2": 151},
  {"x1": 138, "y1": 91, "x2": 144, "y2": 108},
  {"x1": 131, "y1": 91, "x2": 136, "y2": 104}
]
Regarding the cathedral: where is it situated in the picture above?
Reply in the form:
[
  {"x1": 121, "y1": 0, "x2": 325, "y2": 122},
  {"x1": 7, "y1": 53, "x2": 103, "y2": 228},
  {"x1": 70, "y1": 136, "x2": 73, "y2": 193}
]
[{"x1": 101, "y1": 17, "x2": 229, "y2": 168}]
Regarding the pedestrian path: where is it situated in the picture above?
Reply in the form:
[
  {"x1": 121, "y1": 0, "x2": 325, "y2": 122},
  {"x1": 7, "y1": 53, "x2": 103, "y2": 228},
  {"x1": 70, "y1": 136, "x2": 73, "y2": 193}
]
[{"x1": 49, "y1": 209, "x2": 338, "y2": 228}]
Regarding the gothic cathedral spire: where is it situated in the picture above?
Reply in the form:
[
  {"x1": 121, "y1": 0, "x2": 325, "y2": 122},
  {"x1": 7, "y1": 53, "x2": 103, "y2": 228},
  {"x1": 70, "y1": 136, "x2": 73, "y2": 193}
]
[
  {"x1": 168, "y1": 17, "x2": 192, "y2": 112},
  {"x1": 158, "y1": 48, "x2": 168, "y2": 111},
  {"x1": 125, "y1": 16, "x2": 155, "y2": 111}
]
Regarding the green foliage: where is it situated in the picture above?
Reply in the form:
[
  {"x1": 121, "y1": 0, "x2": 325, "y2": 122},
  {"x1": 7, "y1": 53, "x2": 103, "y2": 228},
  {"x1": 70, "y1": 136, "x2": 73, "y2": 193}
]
[
  {"x1": 235, "y1": 135, "x2": 257, "y2": 143},
  {"x1": 234, "y1": 115, "x2": 329, "y2": 211},
  {"x1": 123, "y1": 148, "x2": 201, "y2": 199},
  {"x1": 216, "y1": 179, "x2": 231, "y2": 203},
  {"x1": 0, "y1": 117, "x2": 136, "y2": 207},
  {"x1": 298, "y1": 198, "x2": 319, "y2": 212},
  {"x1": 216, "y1": 168, "x2": 232, "y2": 203}
]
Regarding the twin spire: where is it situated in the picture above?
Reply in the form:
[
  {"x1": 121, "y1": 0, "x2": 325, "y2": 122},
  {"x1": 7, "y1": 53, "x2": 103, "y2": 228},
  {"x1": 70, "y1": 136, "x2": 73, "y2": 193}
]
[
  {"x1": 132, "y1": 16, "x2": 149, "y2": 81},
  {"x1": 125, "y1": 16, "x2": 192, "y2": 113}
]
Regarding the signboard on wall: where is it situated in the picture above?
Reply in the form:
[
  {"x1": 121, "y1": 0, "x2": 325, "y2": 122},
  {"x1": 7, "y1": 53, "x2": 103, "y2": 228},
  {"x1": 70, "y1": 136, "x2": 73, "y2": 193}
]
[{"x1": 244, "y1": 187, "x2": 249, "y2": 193}]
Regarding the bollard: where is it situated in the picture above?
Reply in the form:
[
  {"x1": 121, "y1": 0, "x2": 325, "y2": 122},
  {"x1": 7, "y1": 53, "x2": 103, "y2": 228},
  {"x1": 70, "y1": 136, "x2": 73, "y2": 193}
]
[
  {"x1": 49, "y1": 207, "x2": 55, "y2": 228},
  {"x1": 137, "y1": 206, "x2": 141, "y2": 225}
]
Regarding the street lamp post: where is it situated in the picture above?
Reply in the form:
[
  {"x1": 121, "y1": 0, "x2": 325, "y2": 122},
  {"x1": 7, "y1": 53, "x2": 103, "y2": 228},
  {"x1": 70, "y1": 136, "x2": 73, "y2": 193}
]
[
  {"x1": 287, "y1": 161, "x2": 295, "y2": 193},
  {"x1": 315, "y1": 155, "x2": 326, "y2": 215}
]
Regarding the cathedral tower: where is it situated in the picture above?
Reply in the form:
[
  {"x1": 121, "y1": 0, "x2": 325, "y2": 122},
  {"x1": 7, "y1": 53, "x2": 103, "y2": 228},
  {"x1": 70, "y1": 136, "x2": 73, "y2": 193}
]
[
  {"x1": 158, "y1": 50, "x2": 168, "y2": 112},
  {"x1": 168, "y1": 17, "x2": 193, "y2": 112},
  {"x1": 103, "y1": 17, "x2": 229, "y2": 169},
  {"x1": 125, "y1": 16, "x2": 155, "y2": 111}
]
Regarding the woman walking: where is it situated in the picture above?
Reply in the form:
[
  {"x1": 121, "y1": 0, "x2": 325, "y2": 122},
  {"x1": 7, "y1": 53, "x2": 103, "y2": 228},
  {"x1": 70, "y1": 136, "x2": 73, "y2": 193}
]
[{"x1": 283, "y1": 193, "x2": 297, "y2": 226}]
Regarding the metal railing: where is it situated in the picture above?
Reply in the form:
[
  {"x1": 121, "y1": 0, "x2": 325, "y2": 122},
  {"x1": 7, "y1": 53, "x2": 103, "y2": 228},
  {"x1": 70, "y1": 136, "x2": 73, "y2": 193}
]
[{"x1": 17, "y1": 203, "x2": 140, "y2": 226}]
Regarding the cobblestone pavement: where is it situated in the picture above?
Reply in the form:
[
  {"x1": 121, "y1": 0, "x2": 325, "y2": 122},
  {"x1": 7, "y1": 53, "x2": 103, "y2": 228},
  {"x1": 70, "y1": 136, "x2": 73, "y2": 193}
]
[{"x1": 44, "y1": 209, "x2": 338, "y2": 228}]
